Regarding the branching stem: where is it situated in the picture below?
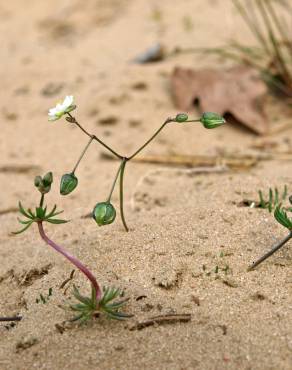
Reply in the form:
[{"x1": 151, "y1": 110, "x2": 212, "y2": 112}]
[
  {"x1": 128, "y1": 118, "x2": 173, "y2": 160},
  {"x1": 65, "y1": 114, "x2": 201, "y2": 230},
  {"x1": 67, "y1": 113, "x2": 123, "y2": 160}
]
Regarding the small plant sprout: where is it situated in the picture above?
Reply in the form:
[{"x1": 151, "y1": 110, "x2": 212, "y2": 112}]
[
  {"x1": 258, "y1": 185, "x2": 288, "y2": 212},
  {"x1": 36, "y1": 288, "x2": 53, "y2": 304},
  {"x1": 49, "y1": 96, "x2": 225, "y2": 231},
  {"x1": 248, "y1": 201, "x2": 292, "y2": 270},
  {"x1": 14, "y1": 172, "x2": 131, "y2": 322}
]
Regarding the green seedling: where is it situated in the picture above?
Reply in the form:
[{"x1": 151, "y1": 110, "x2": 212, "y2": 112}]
[
  {"x1": 11, "y1": 96, "x2": 225, "y2": 323},
  {"x1": 203, "y1": 264, "x2": 231, "y2": 278},
  {"x1": 36, "y1": 288, "x2": 53, "y2": 304},
  {"x1": 14, "y1": 172, "x2": 131, "y2": 323},
  {"x1": 258, "y1": 185, "x2": 288, "y2": 212}
]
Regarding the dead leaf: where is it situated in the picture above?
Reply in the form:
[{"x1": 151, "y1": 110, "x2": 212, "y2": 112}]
[{"x1": 171, "y1": 66, "x2": 268, "y2": 135}]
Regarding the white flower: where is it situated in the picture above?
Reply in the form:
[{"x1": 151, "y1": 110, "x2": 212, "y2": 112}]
[{"x1": 48, "y1": 95, "x2": 76, "y2": 121}]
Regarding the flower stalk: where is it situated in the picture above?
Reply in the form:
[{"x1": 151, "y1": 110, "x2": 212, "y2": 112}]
[
  {"x1": 72, "y1": 136, "x2": 94, "y2": 174},
  {"x1": 37, "y1": 221, "x2": 102, "y2": 300},
  {"x1": 119, "y1": 158, "x2": 128, "y2": 232},
  {"x1": 49, "y1": 96, "x2": 225, "y2": 231}
]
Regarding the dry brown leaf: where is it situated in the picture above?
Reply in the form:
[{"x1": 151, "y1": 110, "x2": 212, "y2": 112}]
[{"x1": 171, "y1": 66, "x2": 268, "y2": 135}]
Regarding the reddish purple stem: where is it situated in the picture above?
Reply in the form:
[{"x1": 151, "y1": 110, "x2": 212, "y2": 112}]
[{"x1": 37, "y1": 222, "x2": 102, "y2": 301}]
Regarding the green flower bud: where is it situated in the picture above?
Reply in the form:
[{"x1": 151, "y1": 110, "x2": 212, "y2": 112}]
[
  {"x1": 60, "y1": 173, "x2": 78, "y2": 195},
  {"x1": 93, "y1": 202, "x2": 116, "y2": 226},
  {"x1": 200, "y1": 112, "x2": 225, "y2": 129},
  {"x1": 175, "y1": 113, "x2": 189, "y2": 123},
  {"x1": 34, "y1": 176, "x2": 42, "y2": 188},
  {"x1": 43, "y1": 172, "x2": 53, "y2": 186},
  {"x1": 34, "y1": 172, "x2": 53, "y2": 194}
]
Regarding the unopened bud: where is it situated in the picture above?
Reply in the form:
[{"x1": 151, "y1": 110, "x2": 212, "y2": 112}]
[
  {"x1": 34, "y1": 172, "x2": 53, "y2": 194},
  {"x1": 93, "y1": 202, "x2": 116, "y2": 226},
  {"x1": 60, "y1": 173, "x2": 78, "y2": 195},
  {"x1": 43, "y1": 172, "x2": 53, "y2": 186},
  {"x1": 200, "y1": 112, "x2": 225, "y2": 129},
  {"x1": 175, "y1": 113, "x2": 189, "y2": 123},
  {"x1": 34, "y1": 176, "x2": 42, "y2": 188}
]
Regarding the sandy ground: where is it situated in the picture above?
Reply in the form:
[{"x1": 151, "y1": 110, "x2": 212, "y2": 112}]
[{"x1": 0, "y1": 0, "x2": 291, "y2": 369}]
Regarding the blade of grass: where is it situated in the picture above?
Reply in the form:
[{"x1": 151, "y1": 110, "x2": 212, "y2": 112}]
[
  {"x1": 265, "y1": 0, "x2": 292, "y2": 57},
  {"x1": 256, "y1": 0, "x2": 292, "y2": 85},
  {"x1": 232, "y1": 0, "x2": 272, "y2": 57}
]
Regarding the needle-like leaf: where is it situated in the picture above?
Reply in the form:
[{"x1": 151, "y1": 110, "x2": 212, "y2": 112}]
[
  {"x1": 18, "y1": 202, "x2": 33, "y2": 219},
  {"x1": 12, "y1": 221, "x2": 33, "y2": 235},
  {"x1": 274, "y1": 205, "x2": 292, "y2": 230},
  {"x1": 46, "y1": 218, "x2": 68, "y2": 224}
]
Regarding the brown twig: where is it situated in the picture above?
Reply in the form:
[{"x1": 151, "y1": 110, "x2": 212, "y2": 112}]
[
  {"x1": 59, "y1": 269, "x2": 75, "y2": 289},
  {"x1": 0, "y1": 316, "x2": 22, "y2": 322},
  {"x1": 129, "y1": 313, "x2": 191, "y2": 330}
]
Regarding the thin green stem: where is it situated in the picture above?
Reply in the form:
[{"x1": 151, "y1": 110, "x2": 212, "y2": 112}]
[
  {"x1": 106, "y1": 161, "x2": 123, "y2": 203},
  {"x1": 66, "y1": 113, "x2": 123, "y2": 160},
  {"x1": 39, "y1": 194, "x2": 44, "y2": 208},
  {"x1": 119, "y1": 159, "x2": 128, "y2": 232},
  {"x1": 128, "y1": 118, "x2": 173, "y2": 160},
  {"x1": 248, "y1": 231, "x2": 292, "y2": 270},
  {"x1": 72, "y1": 137, "x2": 94, "y2": 174}
]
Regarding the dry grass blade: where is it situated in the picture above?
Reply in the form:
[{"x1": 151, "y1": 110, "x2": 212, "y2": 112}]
[
  {"x1": 255, "y1": 0, "x2": 291, "y2": 84},
  {"x1": 265, "y1": 0, "x2": 292, "y2": 56},
  {"x1": 234, "y1": 0, "x2": 292, "y2": 95},
  {"x1": 175, "y1": 0, "x2": 292, "y2": 98},
  {"x1": 0, "y1": 164, "x2": 41, "y2": 174},
  {"x1": 0, "y1": 207, "x2": 19, "y2": 216},
  {"x1": 131, "y1": 154, "x2": 259, "y2": 171},
  {"x1": 232, "y1": 0, "x2": 271, "y2": 56}
]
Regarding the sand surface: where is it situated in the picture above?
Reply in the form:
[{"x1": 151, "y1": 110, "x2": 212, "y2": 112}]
[{"x1": 0, "y1": 1, "x2": 291, "y2": 369}]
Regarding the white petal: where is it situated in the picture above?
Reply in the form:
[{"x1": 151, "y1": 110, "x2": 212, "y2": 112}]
[
  {"x1": 49, "y1": 108, "x2": 58, "y2": 115},
  {"x1": 55, "y1": 103, "x2": 64, "y2": 111},
  {"x1": 63, "y1": 95, "x2": 74, "y2": 108},
  {"x1": 48, "y1": 115, "x2": 58, "y2": 121}
]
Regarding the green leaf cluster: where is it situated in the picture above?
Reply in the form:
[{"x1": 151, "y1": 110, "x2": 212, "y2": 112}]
[
  {"x1": 274, "y1": 205, "x2": 292, "y2": 230},
  {"x1": 258, "y1": 185, "x2": 288, "y2": 212},
  {"x1": 13, "y1": 202, "x2": 68, "y2": 234},
  {"x1": 70, "y1": 285, "x2": 132, "y2": 323}
]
